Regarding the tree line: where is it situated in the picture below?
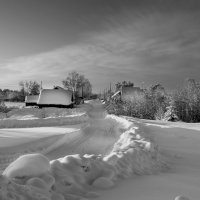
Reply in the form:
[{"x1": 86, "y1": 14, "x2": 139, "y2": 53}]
[
  {"x1": 0, "y1": 71, "x2": 92, "y2": 102},
  {"x1": 106, "y1": 78, "x2": 200, "y2": 123}
]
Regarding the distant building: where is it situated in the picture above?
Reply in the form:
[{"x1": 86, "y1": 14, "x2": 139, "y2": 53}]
[
  {"x1": 112, "y1": 85, "x2": 144, "y2": 101},
  {"x1": 25, "y1": 86, "x2": 74, "y2": 108},
  {"x1": 121, "y1": 86, "x2": 144, "y2": 101}
]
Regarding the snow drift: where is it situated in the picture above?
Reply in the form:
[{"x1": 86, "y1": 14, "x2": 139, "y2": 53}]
[
  {"x1": 0, "y1": 121, "x2": 166, "y2": 199},
  {"x1": 0, "y1": 101, "x2": 166, "y2": 200}
]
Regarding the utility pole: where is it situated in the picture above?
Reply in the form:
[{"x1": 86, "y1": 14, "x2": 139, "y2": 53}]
[
  {"x1": 40, "y1": 81, "x2": 43, "y2": 91},
  {"x1": 82, "y1": 85, "x2": 84, "y2": 98},
  {"x1": 109, "y1": 82, "x2": 112, "y2": 100}
]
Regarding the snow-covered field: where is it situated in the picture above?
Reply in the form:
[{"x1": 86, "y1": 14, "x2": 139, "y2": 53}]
[
  {"x1": 0, "y1": 107, "x2": 87, "y2": 128},
  {"x1": 0, "y1": 101, "x2": 199, "y2": 200},
  {"x1": 98, "y1": 118, "x2": 200, "y2": 200}
]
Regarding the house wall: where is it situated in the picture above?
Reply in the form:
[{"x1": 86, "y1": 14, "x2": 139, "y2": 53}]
[{"x1": 25, "y1": 95, "x2": 39, "y2": 104}]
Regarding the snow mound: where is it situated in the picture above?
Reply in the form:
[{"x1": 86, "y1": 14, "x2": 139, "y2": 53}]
[
  {"x1": 0, "y1": 116, "x2": 166, "y2": 200},
  {"x1": 3, "y1": 154, "x2": 50, "y2": 178},
  {"x1": 174, "y1": 196, "x2": 190, "y2": 200}
]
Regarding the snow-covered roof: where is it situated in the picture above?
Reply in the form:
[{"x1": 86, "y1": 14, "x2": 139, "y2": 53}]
[
  {"x1": 37, "y1": 88, "x2": 73, "y2": 105},
  {"x1": 25, "y1": 95, "x2": 39, "y2": 103}
]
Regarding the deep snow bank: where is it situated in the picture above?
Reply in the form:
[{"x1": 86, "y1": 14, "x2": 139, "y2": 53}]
[
  {"x1": 0, "y1": 116, "x2": 166, "y2": 200},
  {"x1": 0, "y1": 114, "x2": 87, "y2": 129},
  {"x1": 0, "y1": 107, "x2": 87, "y2": 128}
]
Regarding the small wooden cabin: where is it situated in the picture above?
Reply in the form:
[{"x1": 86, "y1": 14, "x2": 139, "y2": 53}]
[
  {"x1": 112, "y1": 86, "x2": 144, "y2": 101},
  {"x1": 37, "y1": 87, "x2": 74, "y2": 108},
  {"x1": 25, "y1": 86, "x2": 74, "y2": 108}
]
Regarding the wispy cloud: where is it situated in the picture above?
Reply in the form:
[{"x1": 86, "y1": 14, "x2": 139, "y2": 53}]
[{"x1": 1, "y1": 5, "x2": 200, "y2": 91}]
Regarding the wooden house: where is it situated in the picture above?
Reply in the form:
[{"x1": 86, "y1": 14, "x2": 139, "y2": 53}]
[
  {"x1": 25, "y1": 86, "x2": 74, "y2": 108},
  {"x1": 112, "y1": 86, "x2": 144, "y2": 101}
]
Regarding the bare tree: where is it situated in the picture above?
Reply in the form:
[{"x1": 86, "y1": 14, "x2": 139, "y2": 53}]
[
  {"x1": 62, "y1": 71, "x2": 92, "y2": 98},
  {"x1": 19, "y1": 81, "x2": 40, "y2": 96}
]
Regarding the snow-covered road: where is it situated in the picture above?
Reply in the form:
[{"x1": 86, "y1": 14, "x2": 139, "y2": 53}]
[
  {"x1": 98, "y1": 118, "x2": 200, "y2": 200},
  {"x1": 0, "y1": 102, "x2": 129, "y2": 174},
  {"x1": 46, "y1": 118, "x2": 122, "y2": 160},
  {"x1": 1, "y1": 100, "x2": 200, "y2": 200},
  {"x1": 0, "y1": 113, "x2": 163, "y2": 200},
  {"x1": 0, "y1": 116, "x2": 126, "y2": 162}
]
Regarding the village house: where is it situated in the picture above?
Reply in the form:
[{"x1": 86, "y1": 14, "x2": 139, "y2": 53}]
[
  {"x1": 25, "y1": 86, "x2": 74, "y2": 108},
  {"x1": 112, "y1": 85, "x2": 144, "y2": 101}
]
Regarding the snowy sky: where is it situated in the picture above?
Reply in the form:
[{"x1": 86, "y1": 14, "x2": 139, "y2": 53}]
[{"x1": 0, "y1": 0, "x2": 200, "y2": 92}]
